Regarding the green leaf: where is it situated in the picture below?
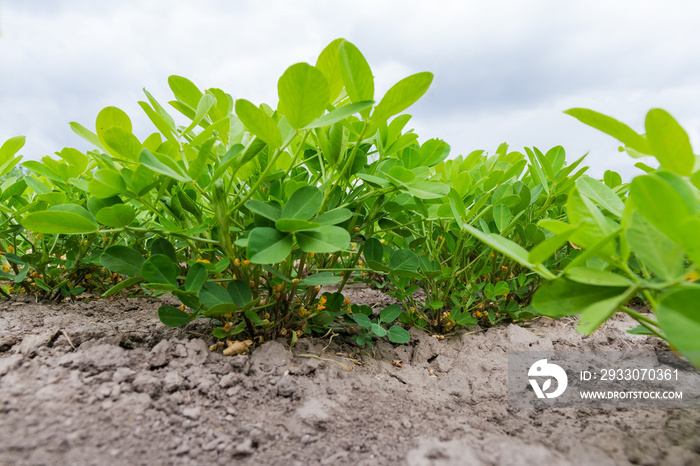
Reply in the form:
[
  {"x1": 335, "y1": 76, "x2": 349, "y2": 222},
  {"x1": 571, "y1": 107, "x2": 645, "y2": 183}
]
[
  {"x1": 70, "y1": 121, "x2": 108, "y2": 153},
  {"x1": 227, "y1": 280, "x2": 253, "y2": 307},
  {"x1": 168, "y1": 75, "x2": 203, "y2": 110},
  {"x1": 645, "y1": 108, "x2": 695, "y2": 176},
  {"x1": 88, "y1": 169, "x2": 126, "y2": 198},
  {"x1": 25, "y1": 176, "x2": 50, "y2": 194},
  {"x1": 96, "y1": 106, "x2": 132, "y2": 154},
  {"x1": 419, "y1": 138, "x2": 451, "y2": 167},
  {"x1": 566, "y1": 188, "x2": 618, "y2": 257},
  {"x1": 604, "y1": 170, "x2": 623, "y2": 188},
  {"x1": 629, "y1": 174, "x2": 692, "y2": 244},
  {"x1": 95, "y1": 204, "x2": 135, "y2": 228},
  {"x1": 464, "y1": 224, "x2": 554, "y2": 278},
  {"x1": 625, "y1": 212, "x2": 684, "y2": 281},
  {"x1": 338, "y1": 41, "x2": 374, "y2": 117},
  {"x1": 141, "y1": 255, "x2": 178, "y2": 286},
  {"x1": 313, "y1": 208, "x2": 352, "y2": 225},
  {"x1": 627, "y1": 325, "x2": 655, "y2": 335},
  {"x1": 316, "y1": 38, "x2": 345, "y2": 102},
  {"x1": 299, "y1": 272, "x2": 341, "y2": 286},
  {"x1": 185, "y1": 262, "x2": 208, "y2": 292},
  {"x1": 245, "y1": 200, "x2": 281, "y2": 222},
  {"x1": 356, "y1": 173, "x2": 391, "y2": 188},
  {"x1": 172, "y1": 290, "x2": 201, "y2": 312},
  {"x1": 387, "y1": 165, "x2": 416, "y2": 184},
  {"x1": 533, "y1": 147, "x2": 557, "y2": 183},
  {"x1": 525, "y1": 147, "x2": 550, "y2": 195},
  {"x1": 564, "y1": 108, "x2": 652, "y2": 155},
  {"x1": 565, "y1": 267, "x2": 633, "y2": 287},
  {"x1": 103, "y1": 127, "x2": 142, "y2": 160},
  {"x1": 492, "y1": 204, "x2": 512, "y2": 233},
  {"x1": 576, "y1": 175, "x2": 625, "y2": 217},
  {"x1": 389, "y1": 249, "x2": 419, "y2": 271},
  {"x1": 235, "y1": 99, "x2": 282, "y2": 148},
  {"x1": 275, "y1": 218, "x2": 321, "y2": 232},
  {"x1": 138, "y1": 149, "x2": 190, "y2": 182},
  {"x1": 352, "y1": 313, "x2": 372, "y2": 329},
  {"x1": 577, "y1": 286, "x2": 637, "y2": 335},
  {"x1": 204, "y1": 303, "x2": 240, "y2": 317},
  {"x1": 151, "y1": 238, "x2": 177, "y2": 263},
  {"x1": 100, "y1": 246, "x2": 145, "y2": 276},
  {"x1": 247, "y1": 227, "x2": 293, "y2": 263},
  {"x1": 483, "y1": 283, "x2": 495, "y2": 300},
  {"x1": 380, "y1": 304, "x2": 401, "y2": 324},
  {"x1": 281, "y1": 186, "x2": 323, "y2": 220},
  {"x1": 371, "y1": 323, "x2": 387, "y2": 337},
  {"x1": 102, "y1": 276, "x2": 143, "y2": 297},
  {"x1": 190, "y1": 94, "x2": 216, "y2": 129},
  {"x1": 22, "y1": 161, "x2": 62, "y2": 182},
  {"x1": 405, "y1": 181, "x2": 450, "y2": 199},
  {"x1": 142, "y1": 88, "x2": 176, "y2": 132},
  {"x1": 675, "y1": 216, "x2": 700, "y2": 265},
  {"x1": 387, "y1": 325, "x2": 410, "y2": 344},
  {"x1": 139, "y1": 102, "x2": 178, "y2": 146},
  {"x1": 278, "y1": 63, "x2": 330, "y2": 129},
  {"x1": 657, "y1": 289, "x2": 700, "y2": 366},
  {"x1": 528, "y1": 226, "x2": 577, "y2": 264},
  {"x1": 199, "y1": 282, "x2": 233, "y2": 309},
  {"x1": 158, "y1": 305, "x2": 192, "y2": 327},
  {"x1": 494, "y1": 281, "x2": 510, "y2": 296},
  {"x1": 303, "y1": 101, "x2": 374, "y2": 129},
  {"x1": 22, "y1": 207, "x2": 98, "y2": 235},
  {"x1": 363, "y1": 241, "x2": 384, "y2": 271},
  {"x1": 372, "y1": 72, "x2": 433, "y2": 123},
  {"x1": 0, "y1": 136, "x2": 25, "y2": 163},
  {"x1": 532, "y1": 279, "x2": 628, "y2": 318},
  {"x1": 297, "y1": 225, "x2": 350, "y2": 253}
]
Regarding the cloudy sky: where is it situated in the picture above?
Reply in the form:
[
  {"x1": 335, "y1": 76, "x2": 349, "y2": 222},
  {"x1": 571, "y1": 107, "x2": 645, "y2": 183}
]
[{"x1": 1, "y1": 0, "x2": 699, "y2": 179}]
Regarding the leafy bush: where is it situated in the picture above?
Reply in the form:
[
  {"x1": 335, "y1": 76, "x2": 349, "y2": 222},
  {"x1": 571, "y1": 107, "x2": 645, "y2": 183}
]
[
  {"x1": 15, "y1": 38, "x2": 694, "y2": 355},
  {"x1": 466, "y1": 107, "x2": 700, "y2": 367}
]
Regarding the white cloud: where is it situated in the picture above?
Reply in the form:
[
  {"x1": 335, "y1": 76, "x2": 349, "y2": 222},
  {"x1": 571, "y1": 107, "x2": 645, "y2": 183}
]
[{"x1": 0, "y1": 0, "x2": 698, "y2": 179}]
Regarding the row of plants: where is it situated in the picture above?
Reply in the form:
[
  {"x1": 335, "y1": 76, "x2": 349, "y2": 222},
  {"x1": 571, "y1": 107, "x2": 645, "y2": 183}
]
[
  {"x1": 466, "y1": 107, "x2": 700, "y2": 367},
  {"x1": 1, "y1": 39, "x2": 697, "y2": 364}
]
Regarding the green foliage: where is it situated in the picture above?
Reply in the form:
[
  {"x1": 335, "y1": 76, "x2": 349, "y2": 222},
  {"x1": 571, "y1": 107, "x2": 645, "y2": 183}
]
[
  {"x1": 6, "y1": 39, "x2": 694, "y2": 364},
  {"x1": 466, "y1": 107, "x2": 700, "y2": 368},
  {"x1": 1, "y1": 38, "x2": 456, "y2": 348}
]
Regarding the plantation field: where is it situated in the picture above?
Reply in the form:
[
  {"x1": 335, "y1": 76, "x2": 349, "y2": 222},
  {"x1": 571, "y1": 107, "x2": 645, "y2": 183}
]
[
  {"x1": 1, "y1": 37, "x2": 700, "y2": 465},
  {"x1": 1, "y1": 291, "x2": 698, "y2": 465}
]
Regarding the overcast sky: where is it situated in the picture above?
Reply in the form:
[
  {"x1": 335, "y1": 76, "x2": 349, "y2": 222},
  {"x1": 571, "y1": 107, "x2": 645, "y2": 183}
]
[{"x1": 1, "y1": 0, "x2": 699, "y2": 179}]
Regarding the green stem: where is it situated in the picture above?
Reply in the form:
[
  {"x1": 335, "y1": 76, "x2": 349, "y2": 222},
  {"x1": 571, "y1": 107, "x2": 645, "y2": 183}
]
[
  {"x1": 321, "y1": 123, "x2": 369, "y2": 212},
  {"x1": 622, "y1": 306, "x2": 661, "y2": 328}
]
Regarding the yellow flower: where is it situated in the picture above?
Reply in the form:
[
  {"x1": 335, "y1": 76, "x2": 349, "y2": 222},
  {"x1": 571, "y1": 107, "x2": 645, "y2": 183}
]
[{"x1": 196, "y1": 259, "x2": 210, "y2": 263}]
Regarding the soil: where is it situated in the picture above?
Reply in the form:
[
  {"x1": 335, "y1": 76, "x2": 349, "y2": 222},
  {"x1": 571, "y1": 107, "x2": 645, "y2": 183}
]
[{"x1": 1, "y1": 286, "x2": 699, "y2": 466}]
